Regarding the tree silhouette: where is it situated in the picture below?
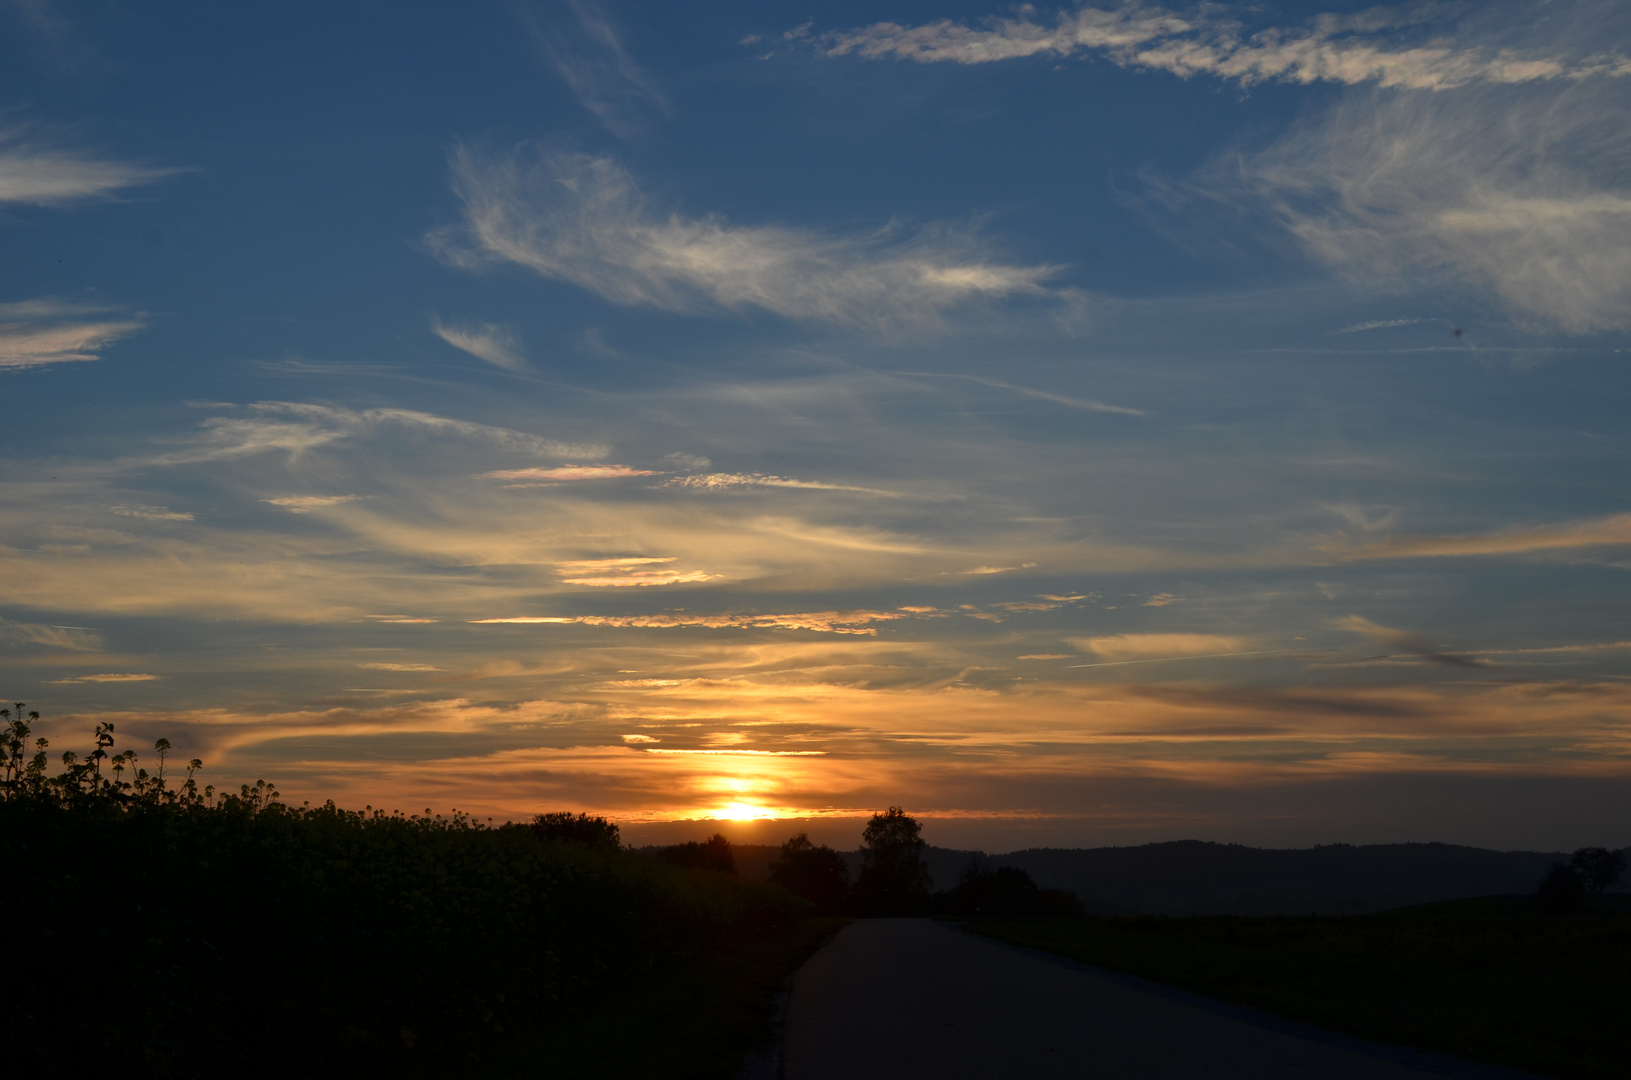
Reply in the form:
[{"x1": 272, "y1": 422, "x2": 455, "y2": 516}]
[
  {"x1": 854, "y1": 806, "x2": 930, "y2": 915},
  {"x1": 1569, "y1": 847, "x2": 1626, "y2": 894},
  {"x1": 769, "y1": 832, "x2": 850, "y2": 911}
]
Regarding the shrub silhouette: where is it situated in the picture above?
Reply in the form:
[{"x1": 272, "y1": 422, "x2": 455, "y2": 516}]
[
  {"x1": 1568, "y1": 846, "x2": 1625, "y2": 894},
  {"x1": 769, "y1": 832, "x2": 850, "y2": 912},
  {"x1": 530, "y1": 810, "x2": 622, "y2": 850},
  {"x1": 852, "y1": 806, "x2": 930, "y2": 915},
  {"x1": 655, "y1": 831, "x2": 738, "y2": 874}
]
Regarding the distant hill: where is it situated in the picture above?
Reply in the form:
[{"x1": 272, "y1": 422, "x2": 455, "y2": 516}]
[
  {"x1": 986, "y1": 841, "x2": 1588, "y2": 916},
  {"x1": 728, "y1": 839, "x2": 1631, "y2": 916}
]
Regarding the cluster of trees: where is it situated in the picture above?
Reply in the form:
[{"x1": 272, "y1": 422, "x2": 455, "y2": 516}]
[
  {"x1": 764, "y1": 806, "x2": 936, "y2": 915},
  {"x1": 647, "y1": 806, "x2": 1079, "y2": 917},
  {"x1": 935, "y1": 859, "x2": 1083, "y2": 918},
  {"x1": 1535, "y1": 846, "x2": 1627, "y2": 914},
  {"x1": 638, "y1": 807, "x2": 934, "y2": 915}
]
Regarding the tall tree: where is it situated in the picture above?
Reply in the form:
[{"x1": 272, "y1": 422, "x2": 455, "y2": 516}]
[{"x1": 856, "y1": 806, "x2": 930, "y2": 914}]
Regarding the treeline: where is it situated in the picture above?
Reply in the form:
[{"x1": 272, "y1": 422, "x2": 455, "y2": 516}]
[
  {"x1": 647, "y1": 806, "x2": 1080, "y2": 919},
  {"x1": 2, "y1": 707, "x2": 806, "y2": 1078}
]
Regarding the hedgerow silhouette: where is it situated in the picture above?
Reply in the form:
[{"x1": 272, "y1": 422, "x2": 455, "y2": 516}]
[{"x1": 2, "y1": 704, "x2": 805, "y2": 1079}]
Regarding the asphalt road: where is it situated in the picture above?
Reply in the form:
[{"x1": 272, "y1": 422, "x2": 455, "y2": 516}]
[{"x1": 777, "y1": 919, "x2": 1514, "y2": 1080}]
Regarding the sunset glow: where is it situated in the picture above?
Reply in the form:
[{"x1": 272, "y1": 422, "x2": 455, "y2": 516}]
[{"x1": 3, "y1": 1, "x2": 1630, "y2": 851}]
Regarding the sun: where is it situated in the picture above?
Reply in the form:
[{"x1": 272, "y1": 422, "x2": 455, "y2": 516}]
[{"x1": 713, "y1": 801, "x2": 778, "y2": 821}]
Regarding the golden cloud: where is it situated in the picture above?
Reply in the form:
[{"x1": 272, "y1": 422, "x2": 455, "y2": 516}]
[{"x1": 1070, "y1": 634, "x2": 1251, "y2": 662}]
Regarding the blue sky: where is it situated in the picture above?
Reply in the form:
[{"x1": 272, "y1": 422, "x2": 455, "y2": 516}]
[{"x1": 4, "y1": 0, "x2": 1629, "y2": 850}]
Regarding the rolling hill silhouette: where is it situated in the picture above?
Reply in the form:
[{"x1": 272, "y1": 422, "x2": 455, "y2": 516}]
[{"x1": 730, "y1": 839, "x2": 1630, "y2": 915}]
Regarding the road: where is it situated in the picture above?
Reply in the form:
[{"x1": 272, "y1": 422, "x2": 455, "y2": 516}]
[{"x1": 777, "y1": 919, "x2": 1518, "y2": 1080}]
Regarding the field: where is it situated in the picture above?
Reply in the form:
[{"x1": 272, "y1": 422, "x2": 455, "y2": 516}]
[{"x1": 969, "y1": 899, "x2": 1631, "y2": 1079}]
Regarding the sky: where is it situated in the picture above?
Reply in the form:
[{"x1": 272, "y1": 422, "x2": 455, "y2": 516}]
[{"x1": 3, "y1": 0, "x2": 1630, "y2": 852}]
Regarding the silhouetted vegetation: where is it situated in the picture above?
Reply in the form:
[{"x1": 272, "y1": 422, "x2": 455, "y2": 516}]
[
  {"x1": 1534, "y1": 847, "x2": 1626, "y2": 915},
  {"x1": 934, "y1": 857, "x2": 1081, "y2": 917},
  {"x1": 530, "y1": 809, "x2": 623, "y2": 850},
  {"x1": 654, "y1": 831, "x2": 739, "y2": 874},
  {"x1": 1569, "y1": 846, "x2": 1626, "y2": 893},
  {"x1": 851, "y1": 805, "x2": 931, "y2": 915},
  {"x1": 971, "y1": 900, "x2": 1631, "y2": 1080},
  {"x1": 2, "y1": 705, "x2": 815, "y2": 1078},
  {"x1": 769, "y1": 832, "x2": 851, "y2": 912}
]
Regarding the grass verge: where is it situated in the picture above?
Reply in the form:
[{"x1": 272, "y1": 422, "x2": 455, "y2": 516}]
[{"x1": 967, "y1": 902, "x2": 1631, "y2": 1079}]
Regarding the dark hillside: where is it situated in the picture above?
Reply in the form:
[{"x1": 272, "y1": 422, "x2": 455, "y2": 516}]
[
  {"x1": 718, "y1": 838, "x2": 1619, "y2": 915},
  {"x1": 987, "y1": 840, "x2": 1603, "y2": 915}
]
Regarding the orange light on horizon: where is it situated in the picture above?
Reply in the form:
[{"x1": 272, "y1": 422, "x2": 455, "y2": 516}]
[{"x1": 711, "y1": 801, "x2": 781, "y2": 821}]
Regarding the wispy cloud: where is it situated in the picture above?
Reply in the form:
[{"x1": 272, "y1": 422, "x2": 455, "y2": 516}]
[
  {"x1": 1070, "y1": 633, "x2": 1250, "y2": 662},
  {"x1": 50, "y1": 672, "x2": 160, "y2": 683},
  {"x1": 111, "y1": 504, "x2": 193, "y2": 522},
  {"x1": 662, "y1": 472, "x2": 898, "y2": 496},
  {"x1": 482, "y1": 464, "x2": 655, "y2": 482},
  {"x1": 432, "y1": 319, "x2": 524, "y2": 370},
  {"x1": 554, "y1": 557, "x2": 677, "y2": 572},
  {"x1": 1334, "y1": 318, "x2": 1431, "y2": 334},
  {"x1": 263, "y1": 495, "x2": 363, "y2": 513},
  {"x1": 896, "y1": 371, "x2": 1144, "y2": 415},
  {"x1": 0, "y1": 130, "x2": 176, "y2": 205},
  {"x1": 822, "y1": 4, "x2": 1630, "y2": 91},
  {"x1": 1337, "y1": 513, "x2": 1631, "y2": 560},
  {"x1": 545, "y1": 556, "x2": 716, "y2": 587},
  {"x1": 431, "y1": 146, "x2": 1063, "y2": 328},
  {"x1": 519, "y1": 0, "x2": 668, "y2": 136},
  {"x1": 1228, "y1": 79, "x2": 1631, "y2": 332},
  {"x1": 470, "y1": 609, "x2": 908, "y2": 634},
  {"x1": 559, "y1": 570, "x2": 717, "y2": 587},
  {"x1": 0, "y1": 299, "x2": 143, "y2": 369},
  {"x1": 0, "y1": 616, "x2": 101, "y2": 651},
  {"x1": 1333, "y1": 616, "x2": 1484, "y2": 668},
  {"x1": 162, "y1": 402, "x2": 606, "y2": 463}
]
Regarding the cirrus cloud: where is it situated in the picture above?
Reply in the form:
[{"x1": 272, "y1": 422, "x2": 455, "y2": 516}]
[
  {"x1": 0, "y1": 131, "x2": 178, "y2": 206},
  {"x1": 432, "y1": 319, "x2": 525, "y2": 370},
  {"x1": 430, "y1": 146, "x2": 1064, "y2": 328},
  {"x1": 0, "y1": 299, "x2": 144, "y2": 370},
  {"x1": 822, "y1": 3, "x2": 1630, "y2": 91}
]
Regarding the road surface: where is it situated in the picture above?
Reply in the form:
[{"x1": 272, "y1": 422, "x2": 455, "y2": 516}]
[{"x1": 776, "y1": 919, "x2": 1520, "y2": 1079}]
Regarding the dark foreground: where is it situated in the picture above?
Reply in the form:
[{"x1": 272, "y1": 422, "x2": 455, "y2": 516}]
[
  {"x1": 784, "y1": 919, "x2": 1486, "y2": 1079},
  {"x1": 3, "y1": 792, "x2": 826, "y2": 1078},
  {"x1": 971, "y1": 901, "x2": 1631, "y2": 1079}
]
